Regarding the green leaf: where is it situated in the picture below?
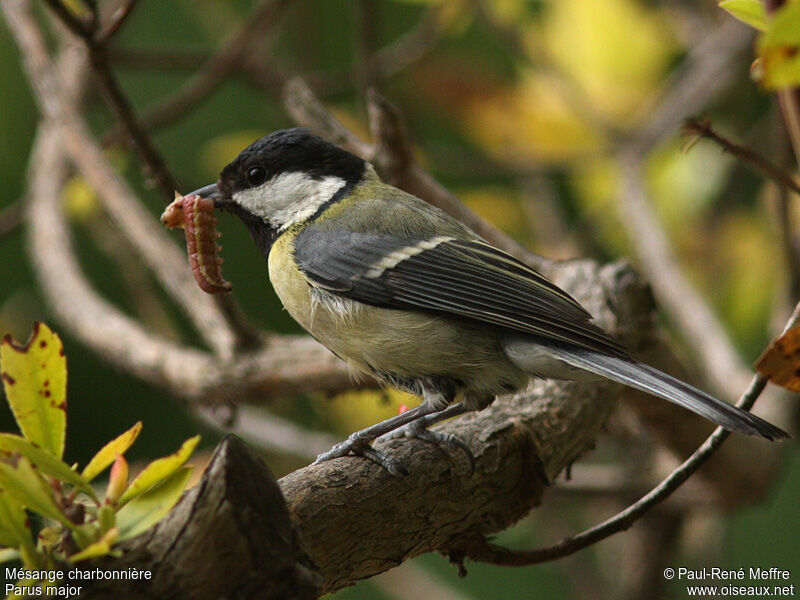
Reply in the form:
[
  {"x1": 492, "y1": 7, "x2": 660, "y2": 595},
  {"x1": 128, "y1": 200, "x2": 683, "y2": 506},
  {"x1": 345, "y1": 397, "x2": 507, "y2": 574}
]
[
  {"x1": 116, "y1": 467, "x2": 192, "y2": 540},
  {"x1": 0, "y1": 488, "x2": 31, "y2": 549},
  {"x1": 0, "y1": 323, "x2": 67, "y2": 458},
  {"x1": 69, "y1": 528, "x2": 118, "y2": 562},
  {"x1": 758, "y1": 0, "x2": 800, "y2": 88},
  {"x1": 719, "y1": 0, "x2": 768, "y2": 31},
  {"x1": 119, "y1": 435, "x2": 199, "y2": 505},
  {"x1": 81, "y1": 422, "x2": 142, "y2": 482},
  {"x1": 0, "y1": 434, "x2": 95, "y2": 500},
  {"x1": 0, "y1": 457, "x2": 73, "y2": 529},
  {"x1": 70, "y1": 522, "x2": 99, "y2": 550}
]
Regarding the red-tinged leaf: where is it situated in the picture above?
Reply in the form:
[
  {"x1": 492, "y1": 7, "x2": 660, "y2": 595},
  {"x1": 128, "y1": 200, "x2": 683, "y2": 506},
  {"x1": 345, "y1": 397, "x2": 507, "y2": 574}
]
[
  {"x1": 0, "y1": 323, "x2": 67, "y2": 458},
  {"x1": 755, "y1": 326, "x2": 800, "y2": 392}
]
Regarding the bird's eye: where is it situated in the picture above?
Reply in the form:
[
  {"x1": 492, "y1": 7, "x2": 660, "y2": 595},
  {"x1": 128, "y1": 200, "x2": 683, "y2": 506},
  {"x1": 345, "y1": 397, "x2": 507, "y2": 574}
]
[{"x1": 246, "y1": 166, "x2": 267, "y2": 186}]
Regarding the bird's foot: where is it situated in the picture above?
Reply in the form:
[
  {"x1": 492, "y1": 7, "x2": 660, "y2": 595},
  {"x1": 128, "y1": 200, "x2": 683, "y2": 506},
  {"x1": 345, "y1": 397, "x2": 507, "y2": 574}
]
[
  {"x1": 312, "y1": 401, "x2": 473, "y2": 476},
  {"x1": 379, "y1": 417, "x2": 475, "y2": 475},
  {"x1": 313, "y1": 431, "x2": 408, "y2": 476}
]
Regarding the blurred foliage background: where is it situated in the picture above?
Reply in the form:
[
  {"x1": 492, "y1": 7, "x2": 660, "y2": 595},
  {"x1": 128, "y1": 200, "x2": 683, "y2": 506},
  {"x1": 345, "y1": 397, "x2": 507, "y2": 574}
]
[{"x1": 1, "y1": 0, "x2": 799, "y2": 598}]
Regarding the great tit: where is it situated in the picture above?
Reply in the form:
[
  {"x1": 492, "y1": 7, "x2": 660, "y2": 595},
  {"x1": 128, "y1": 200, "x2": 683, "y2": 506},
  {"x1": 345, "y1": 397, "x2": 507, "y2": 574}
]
[{"x1": 189, "y1": 128, "x2": 787, "y2": 473}]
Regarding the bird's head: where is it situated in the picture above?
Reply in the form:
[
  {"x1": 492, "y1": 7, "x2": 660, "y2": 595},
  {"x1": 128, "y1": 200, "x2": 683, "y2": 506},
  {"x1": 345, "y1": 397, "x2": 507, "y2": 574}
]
[{"x1": 189, "y1": 128, "x2": 367, "y2": 235}]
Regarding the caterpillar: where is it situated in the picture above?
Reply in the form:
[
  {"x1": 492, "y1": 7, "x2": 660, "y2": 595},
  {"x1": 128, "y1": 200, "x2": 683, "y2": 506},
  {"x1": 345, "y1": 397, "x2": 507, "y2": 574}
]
[{"x1": 161, "y1": 192, "x2": 232, "y2": 294}]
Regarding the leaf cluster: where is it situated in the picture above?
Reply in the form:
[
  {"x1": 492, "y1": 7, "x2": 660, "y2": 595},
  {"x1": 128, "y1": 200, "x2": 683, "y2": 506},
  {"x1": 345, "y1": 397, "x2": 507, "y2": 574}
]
[{"x1": 0, "y1": 323, "x2": 198, "y2": 595}]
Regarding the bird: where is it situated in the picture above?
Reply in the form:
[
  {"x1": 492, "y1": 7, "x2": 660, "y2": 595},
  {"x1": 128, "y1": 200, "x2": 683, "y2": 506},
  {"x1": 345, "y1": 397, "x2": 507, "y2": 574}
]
[{"x1": 187, "y1": 127, "x2": 788, "y2": 474}]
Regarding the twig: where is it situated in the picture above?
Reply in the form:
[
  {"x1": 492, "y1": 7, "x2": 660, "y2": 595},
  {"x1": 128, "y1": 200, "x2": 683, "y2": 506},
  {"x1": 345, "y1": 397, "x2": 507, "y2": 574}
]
[
  {"x1": 369, "y1": 5, "x2": 442, "y2": 80},
  {"x1": 3, "y1": 0, "x2": 238, "y2": 356},
  {"x1": 684, "y1": 118, "x2": 800, "y2": 195},
  {"x1": 39, "y1": 0, "x2": 258, "y2": 349},
  {"x1": 273, "y1": 5, "x2": 444, "y2": 97},
  {"x1": 103, "y1": 0, "x2": 291, "y2": 145},
  {"x1": 605, "y1": 16, "x2": 793, "y2": 504},
  {"x1": 0, "y1": 202, "x2": 23, "y2": 238},
  {"x1": 96, "y1": 0, "x2": 139, "y2": 43},
  {"x1": 685, "y1": 114, "x2": 800, "y2": 307},
  {"x1": 458, "y1": 297, "x2": 800, "y2": 567},
  {"x1": 354, "y1": 0, "x2": 379, "y2": 98},
  {"x1": 85, "y1": 213, "x2": 178, "y2": 336},
  {"x1": 25, "y1": 120, "x2": 357, "y2": 400},
  {"x1": 88, "y1": 47, "x2": 179, "y2": 198},
  {"x1": 451, "y1": 375, "x2": 773, "y2": 567},
  {"x1": 11, "y1": 35, "x2": 356, "y2": 399},
  {"x1": 43, "y1": 0, "x2": 179, "y2": 200},
  {"x1": 628, "y1": 17, "x2": 753, "y2": 155},
  {"x1": 617, "y1": 153, "x2": 749, "y2": 398},
  {"x1": 41, "y1": 0, "x2": 90, "y2": 38},
  {"x1": 606, "y1": 18, "x2": 755, "y2": 401},
  {"x1": 282, "y1": 77, "x2": 373, "y2": 156},
  {"x1": 283, "y1": 77, "x2": 554, "y2": 274}
]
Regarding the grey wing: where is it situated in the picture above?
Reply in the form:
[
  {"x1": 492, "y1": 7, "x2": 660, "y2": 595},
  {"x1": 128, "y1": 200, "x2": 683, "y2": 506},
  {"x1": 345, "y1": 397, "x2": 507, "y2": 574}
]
[{"x1": 293, "y1": 228, "x2": 629, "y2": 356}]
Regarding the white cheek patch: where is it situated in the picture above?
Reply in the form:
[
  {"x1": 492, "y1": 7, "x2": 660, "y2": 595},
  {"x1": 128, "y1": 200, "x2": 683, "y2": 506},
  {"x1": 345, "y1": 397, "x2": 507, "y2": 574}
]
[{"x1": 233, "y1": 171, "x2": 346, "y2": 230}]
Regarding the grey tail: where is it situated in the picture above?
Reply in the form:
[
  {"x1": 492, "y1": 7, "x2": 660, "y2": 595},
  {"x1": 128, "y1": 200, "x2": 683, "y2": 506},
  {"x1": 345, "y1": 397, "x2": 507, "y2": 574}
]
[{"x1": 541, "y1": 345, "x2": 789, "y2": 441}]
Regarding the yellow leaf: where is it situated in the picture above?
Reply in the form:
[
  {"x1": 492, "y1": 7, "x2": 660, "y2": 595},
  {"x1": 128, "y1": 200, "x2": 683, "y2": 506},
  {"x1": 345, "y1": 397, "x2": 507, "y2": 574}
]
[
  {"x1": 758, "y1": 0, "x2": 800, "y2": 89},
  {"x1": 464, "y1": 71, "x2": 602, "y2": 165},
  {"x1": 116, "y1": 467, "x2": 193, "y2": 540},
  {"x1": 0, "y1": 457, "x2": 72, "y2": 529},
  {"x1": 0, "y1": 434, "x2": 94, "y2": 499},
  {"x1": 118, "y1": 435, "x2": 200, "y2": 505},
  {"x1": 81, "y1": 422, "x2": 142, "y2": 482},
  {"x1": 1, "y1": 323, "x2": 67, "y2": 458},
  {"x1": 542, "y1": 0, "x2": 677, "y2": 120},
  {"x1": 69, "y1": 528, "x2": 119, "y2": 562},
  {"x1": 719, "y1": 0, "x2": 768, "y2": 31}
]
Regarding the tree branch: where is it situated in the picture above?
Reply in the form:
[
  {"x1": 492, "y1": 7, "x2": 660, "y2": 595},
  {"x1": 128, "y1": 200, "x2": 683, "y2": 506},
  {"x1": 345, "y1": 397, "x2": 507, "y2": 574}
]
[
  {"x1": 79, "y1": 436, "x2": 323, "y2": 600},
  {"x1": 616, "y1": 153, "x2": 750, "y2": 398},
  {"x1": 450, "y1": 373, "x2": 774, "y2": 567},
  {"x1": 25, "y1": 118, "x2": 356, "y2": 401},
  {"x1": 683, "y1": 118, "x2": 800, "y2": 195},
  {"x1": 3, "y1": 0, "x2": 241, "y2": 356},
  {"x1": 43, "y1": 0, "x2": 177, "y2": 199},
  {"x1": 282, "y1": 77, "x2": 554, "y2": 274},
  {"x1": 275, "y1": 258, "x2": 662, "y2": 594},
  {"x1": 103, "y1": 0, "x2": 291, "y2": 144}
]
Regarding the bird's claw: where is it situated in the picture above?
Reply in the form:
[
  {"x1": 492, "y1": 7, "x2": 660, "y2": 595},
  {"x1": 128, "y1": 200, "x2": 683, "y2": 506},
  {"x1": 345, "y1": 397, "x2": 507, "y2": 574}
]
[
  {"x1": 313, "y1": 434, "x2": 408, "y2": 476},
  {"x1": 379, "y1": 422, "x2": 475, "y2": 475}
]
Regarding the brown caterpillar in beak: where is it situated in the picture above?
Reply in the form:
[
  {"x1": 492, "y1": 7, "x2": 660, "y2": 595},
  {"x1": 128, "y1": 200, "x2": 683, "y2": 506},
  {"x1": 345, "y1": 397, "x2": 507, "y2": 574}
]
[{"x1": 161, "y1": 192, "x2": 232, "y2": 294}]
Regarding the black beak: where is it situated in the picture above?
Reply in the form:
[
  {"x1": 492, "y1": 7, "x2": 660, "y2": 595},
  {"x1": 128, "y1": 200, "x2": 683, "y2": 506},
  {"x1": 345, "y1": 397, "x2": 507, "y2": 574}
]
[{"x1": 187, "y1": 183, "x2": 232, "y2": 208}]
